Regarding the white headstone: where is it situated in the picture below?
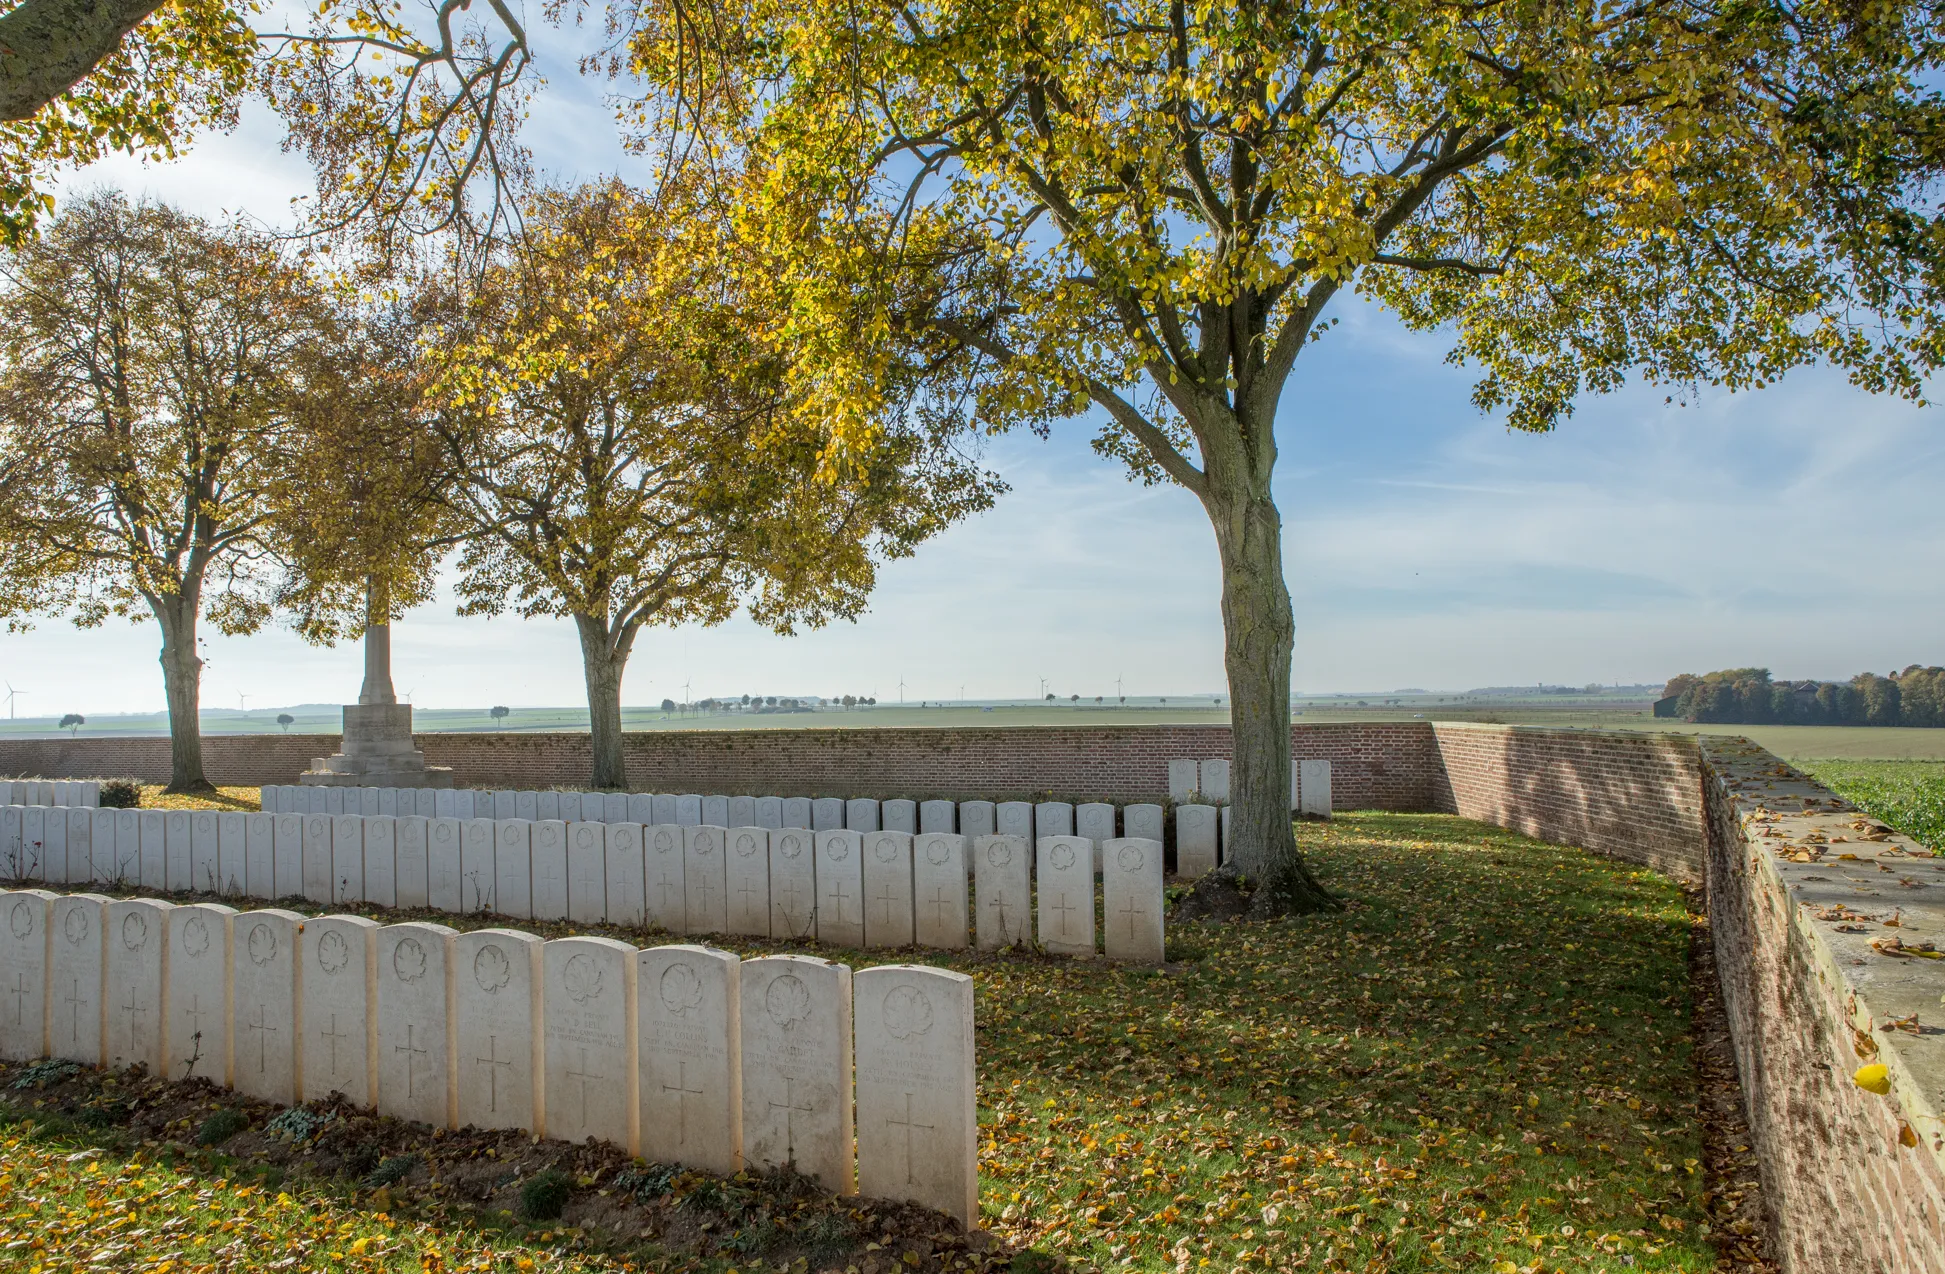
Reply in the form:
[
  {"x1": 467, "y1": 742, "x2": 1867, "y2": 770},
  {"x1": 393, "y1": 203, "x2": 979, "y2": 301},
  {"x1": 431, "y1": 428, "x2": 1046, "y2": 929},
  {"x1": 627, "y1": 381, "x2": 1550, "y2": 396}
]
[
  {"x1": 378, "y1": 787, "x2": 398, "y2": 818},
  {"x1": 241, "y1": 813, "x2": 271, "y2": 899},
  {"x1": 1168, "y1": 759, "x2": 1199, "y2": 802},
  {"x1": 460, "y1": 818, "x2": 497, "y2": 914},
  {"x1": 1036, "y1": 836, "x2": 1096, "y2": 957},
  {"x1": 232, "y1": 909, "x2": 302, "y2": 1105},
  {"x1": 604, "y1": 821, "x2": 645, "y2": 926},
  {"x1": 451, "y1": 790, "x2": 474, "y2": 820},
  {"x1": 918, "y1": 801, "x2": 955, "y2": 835},
  {"x1": 363, "y1": 816, "x2": 397, "y2": 908},
  {"x1": 846, "y1": 798, "x2": 880, "y2": 833},
  {"x1": 577, "y1": 793, "x2": 604, "y2": 823},
  {"x1": 300, "y1": 814, "x2": 333, "y2": 903},
  {"x1": 0, "y1": 806, "x2": 21, "y2": 879},
  {"x1": 912, "y1": 835, "x2": 969, "y2": 950},
  {"x1": 163, "y1": 810, "x2": 192, "y2": 889},
  {"x1": 40, "y1": 805, "x2": 66, "y2": 883},
  {"x1": 303, "y1": 915, "x2": 380, "y2": 1107},
  {"x1": 530, "y1": 821, "x2": 568, "y2": 921},
  {"x1": 1124, "y1": 803, "x2": 1164, "y2": 844},
  {"x1": 217, "y1": 812, "x2": 246, "y2": 897},
  {"x1": 455, "y1": 928, "x2": 542, "y2": 1131},
  {"x1": 815, "y1": 830, "x2": 865, "y2": 948},
  {"x1": 308, "y1": 786, "x2": 329, "y2": 815},
  {"x1": 418, "y1": 789, "x2": 439, "y2": 819},
  {"x1": 491, "y1": 791, "x2": 515, "y2": 820},
  {"x1": 260, "y1": 785, "x2": 278, "y2": 814},
  {"x1": 360, "y1": 788, "x2": 381, "y2": 817},
  {"x1": 106, "y1": 898, "x2": 172, "y2": 1072},
  {"x1": 538, "y1": 791, "x2": 563, "y2": 822},
  {"x1": 811, "y1": 798, "x2": 844, "y2": 832},
  {"x1": 1034, "y1": 802, "x2": 1074, "y2": 840},
  {"x1": 332, "y1": 814, "x2": 365, "y2": 904},
  {"x1": 188, "y1": 813, "x2": 219, "y2": 890},
  {"x1": 854, "y1": 965, "x2": 977, "y2": 1224},
  {"x1": 1299, "y1": 758, "x2": 1332, "y2": 819},
  {"x1": 427, "y1": 818, "x2": 464, "y2": 912},
  {"x1": 1176, "y1": 805, "x2": 1219, "y2": 879},
  {"x1": 139, "y1": 810, "x2": 166, "y2": 891},
  {"x1": 81, "y1": 809, "x2": 108, "y2": 887},
  {"x1": 769, "y1": 828, "x2": 817, "y2": 941},
  {"x1": 727, "y1": 796, "x2": 755, "y2": 829},
  {"x1": 514, "y1": 791, "x2": 538, "y2": 822},
  {"x1": 881, "y1": 799, "x2": 917, "y2": 835},
  {"x1": 64, "y1": 807, "x2": 92, "y2": 889},
  {"x1": 434, "y1": 789, "x2": 456, "y2": 819},
  {"x1": 676, "y1": 794, "x2": 703, "y2": 826},
  {"x1": 0, "y1": 890, "x2": 55, "y2": 1061},
  {"x1": 1199, "y1": 758, "x2": 1230, "y2": 803},
  {"x1": 627, "y1": 793, "x2": 653, "y2": 825},
  {"x1": 493, "y1": 820, "x2": 532, "y2": 919},
  {"x1": 1102, "y1": 838, "x2": 1165, "y2": 963},
  {"x1": 862, "y1": 832, "x2": 915, "y2": 949},
  {"x1": 702, "y1": 795, "x2": 730, "y2": 827},
  {"x1": 974, "y1": 836, "x2": 1031, "y2": 950},
  {"x1": 325, "y1": 788, "x2": 345, "y2": 816},
  {"x1": 270, "y1": 813, "x2": 299, "y2": 899},
  {"x1": 684, "y1": 825, "x2": 730, "y2": 936},
  {"x1": 396, "y1": 816, "x2": 430, "y2": 909},
  {"x1": 376, "y1": 921, "x2": 457, "y2": 1127},
  {"x1": 644, "y1": 825, "x2": 686, "y2": 934},
  {"x1": 651, "y1": 794, "x2": 678, "y2": 825},
  {"x1": 14, "y1": 806, "x2": 41, "y2": 880},
  {"x1": 739, "y1": 955, "x2": 854, "y2": 1194},
  {"x1": 725, "y1": 828, "x2": 770, "y2": 937},
  {"x1": 112, "y1": 809, "x2": 141, "y2": 887},
  {"x1": 995, "y1": 801, "x2": 1032, "y2": 842},
  {"x1": 604, "y1": 793, "x2": 630, "y2": 824},
  {"x1": 49, "y1": 893, "x2": 107, "y2": 1065},
  {"x1": 638, "y1": 944, "x2": 742, "y2": 1174},
  {"x1": 543, "y1": 936, "x2": 638, "y2": 1149},
  {"x1": 164, "y1": 903, "x2": 234, "y2": 1084},
  {"x1": 754, "y1": 796, "x2": 783, "y2": 830},
  {"x1": 567, "y1": 822, "x2": 607, "y2": 925},
  {"x1": 1076, "y1": 803, "x2": 1116, "y2": 850},
  {"x1": 780, "y1": 797, "x2": 811, "y2": 829}
]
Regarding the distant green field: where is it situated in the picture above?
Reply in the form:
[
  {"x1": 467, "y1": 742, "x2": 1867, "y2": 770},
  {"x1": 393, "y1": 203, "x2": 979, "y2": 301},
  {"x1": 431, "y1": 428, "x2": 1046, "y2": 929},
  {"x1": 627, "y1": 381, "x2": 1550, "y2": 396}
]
[{"x1": 1799, "y1": 759, "x2": 1945, "y2": 851}]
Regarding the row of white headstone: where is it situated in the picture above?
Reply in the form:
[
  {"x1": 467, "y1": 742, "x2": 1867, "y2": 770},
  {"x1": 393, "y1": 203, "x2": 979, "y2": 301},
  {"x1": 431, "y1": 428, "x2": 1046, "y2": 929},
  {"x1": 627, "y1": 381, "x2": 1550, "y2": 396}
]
[
  {"x1": 1165, "y1": 757, "x2": 1332, "y2": 818},
  {"x1": 0, "y1": 889, "x2": 977, "y2": 1223},
  {"x1": 261, "y1": 789, "x2": 1243, "y2": 878},
  {"x1": 0, "y1": 807, "x2": 1169, "y2": 963},
  {"x1": 0, "y1": 780, "x2": 100, "y2": 807}
]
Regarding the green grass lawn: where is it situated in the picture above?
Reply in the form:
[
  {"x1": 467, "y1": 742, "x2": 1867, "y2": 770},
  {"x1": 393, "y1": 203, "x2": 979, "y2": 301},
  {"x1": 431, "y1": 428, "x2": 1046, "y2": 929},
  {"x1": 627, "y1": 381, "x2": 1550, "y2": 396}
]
[
  {"x1": 0, "y1": 814, "x2": 1717, "y2": 1273},
  {"x1": 1800, "y1": 759, "x2": 1945, "y2": 851}
]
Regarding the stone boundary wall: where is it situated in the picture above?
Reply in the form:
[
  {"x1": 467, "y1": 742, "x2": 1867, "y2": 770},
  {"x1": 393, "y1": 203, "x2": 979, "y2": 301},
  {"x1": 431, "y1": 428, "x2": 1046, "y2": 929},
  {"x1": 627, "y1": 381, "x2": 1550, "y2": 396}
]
[
  {"x1": 1430, "y1": 722, "x2": 1708, "y2": 882},
  {"x1": 0, "y1": 723, "x2": 1442, "y2": 807},
  {"x1": 1700, "y1": 737, "x2": 1945, "y2": 1273}
]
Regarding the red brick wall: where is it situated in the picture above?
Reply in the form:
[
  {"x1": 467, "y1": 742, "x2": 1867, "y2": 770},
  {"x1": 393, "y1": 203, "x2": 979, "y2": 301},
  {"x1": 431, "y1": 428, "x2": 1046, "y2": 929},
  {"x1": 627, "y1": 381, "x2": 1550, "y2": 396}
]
[
  {"x1": 1430, "y1": 723, "x2": 1708, "y2": 881},
  {"x1": 0, "y1": 723, "x2": 1443, "y2": 806}
]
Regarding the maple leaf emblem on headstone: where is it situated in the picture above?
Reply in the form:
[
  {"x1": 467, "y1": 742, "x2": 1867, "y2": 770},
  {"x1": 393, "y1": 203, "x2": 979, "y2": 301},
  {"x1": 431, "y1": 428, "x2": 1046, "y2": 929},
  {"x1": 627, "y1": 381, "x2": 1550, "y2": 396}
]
[
  {"x1": 563, "y1": 953, "x2": 604, "y2": 1004},
  {"x1": 883, "y1": 985, "x2": 934, "y2": 1040},
  {"x1": 659, "y1": 962, "x2": 704, "y2": 1016}
]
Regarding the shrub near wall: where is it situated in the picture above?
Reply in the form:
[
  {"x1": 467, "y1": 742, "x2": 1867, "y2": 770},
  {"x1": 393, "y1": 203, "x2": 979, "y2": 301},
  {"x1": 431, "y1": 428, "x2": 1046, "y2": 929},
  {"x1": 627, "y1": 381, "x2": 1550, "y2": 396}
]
[{"x1": 1701, "y1": 737, "x2": 1945, "y2": 1274}]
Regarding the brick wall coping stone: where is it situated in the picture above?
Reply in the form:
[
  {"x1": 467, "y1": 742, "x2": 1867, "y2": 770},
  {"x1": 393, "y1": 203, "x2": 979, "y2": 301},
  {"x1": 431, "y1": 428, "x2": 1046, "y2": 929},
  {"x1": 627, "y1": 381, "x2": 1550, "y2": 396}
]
[{"x1": 1701, "y1": 736, "x2": 1945, "y2": 1270}]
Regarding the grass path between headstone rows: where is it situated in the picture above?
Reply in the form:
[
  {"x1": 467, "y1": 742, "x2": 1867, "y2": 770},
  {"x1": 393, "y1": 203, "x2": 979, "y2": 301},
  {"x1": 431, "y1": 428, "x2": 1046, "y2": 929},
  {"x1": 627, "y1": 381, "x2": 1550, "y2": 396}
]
[{"x1": 0, "y1": 810, "x2": 1725, "y2": 1273}]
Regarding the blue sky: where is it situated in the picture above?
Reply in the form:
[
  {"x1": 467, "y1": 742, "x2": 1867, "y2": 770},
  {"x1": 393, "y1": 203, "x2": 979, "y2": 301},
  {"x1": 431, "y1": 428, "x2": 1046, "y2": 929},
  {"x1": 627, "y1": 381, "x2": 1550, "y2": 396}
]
[{"x1": 6, "y1": 51, "x2": 1942, "y2": 716}]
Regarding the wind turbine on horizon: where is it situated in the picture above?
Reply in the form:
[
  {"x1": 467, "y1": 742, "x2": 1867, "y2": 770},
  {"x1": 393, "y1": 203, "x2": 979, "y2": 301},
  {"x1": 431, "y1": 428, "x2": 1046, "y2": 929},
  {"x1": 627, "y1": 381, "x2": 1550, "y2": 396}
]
[{"x1": 4, "y1": 683, "x2": 24, "y2": 720}]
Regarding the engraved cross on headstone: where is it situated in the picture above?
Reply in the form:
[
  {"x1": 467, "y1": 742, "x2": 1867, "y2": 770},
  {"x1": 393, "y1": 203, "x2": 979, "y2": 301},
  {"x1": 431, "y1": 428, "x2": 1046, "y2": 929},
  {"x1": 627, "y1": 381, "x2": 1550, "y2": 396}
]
[
  {"x1": 7, "y1": 972, "x2": 28, "y2": 1025},
  {"x1": 476, "y1": 1034, "x2": 513, "y2": 1112},
  {"x1": 926, "y1": 886, "x2": 952, "y2": 925},
  {"x1": 736, "y1": 879, "x2": 761, "y2": 917},
  {"x1": 244, "y1": 1003, "x2": 276, "y2": 1072},
  {"x1": 1050, "y1": 892, "x2": 1078, "y2": 936},
  {"x1": 320, "y1": 1012, "x2": 351, "y2": 1077},
  {"x1": 396, "y1": 1022, "x2": 428, "y2": 1096},
  {"x1": 653, "y1": 871, "x2": 680, "y2": 912},
  {"x1": 1119, "y1": 897, "x2": 1146, "y2": 939},
  {"x1": 62, "y1": 977, "x2": 84, "y2": 1043},
  {"x1": 767, "y1": 1074, "x2": 816, "y2": 1161},
  {"x1": 874, "y1": 882, "x2": 898, "y2": 925},
  {"x1": 827, "y1": 879, "x2": 854, "y2": 923},
  {"x1": 886, "y1": 1090, "x2": 936, "y2": 1186},
  {"x1": 566, "y1": 1046, "x2": 605, "y2": 1126},
  {"x1": 662, "y1": 1058, "x2": 705, "y2": 1146},
  {"x1": 120, "y1": 988, "x2": 147, "y2": 1049}
]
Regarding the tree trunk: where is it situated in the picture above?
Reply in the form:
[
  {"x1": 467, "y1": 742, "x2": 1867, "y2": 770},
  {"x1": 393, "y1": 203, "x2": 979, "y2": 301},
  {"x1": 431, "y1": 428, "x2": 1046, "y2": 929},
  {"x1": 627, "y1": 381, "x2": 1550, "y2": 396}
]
[
  {"x1": 1206, "y1": 476, "x2": 1337, "y2": 913},
  {"x1": 152, "y1": 594, "x2": 210, "y2": 793},
  {"x1": 574, "y1": 613, "x2": 629, "y2": 789}
]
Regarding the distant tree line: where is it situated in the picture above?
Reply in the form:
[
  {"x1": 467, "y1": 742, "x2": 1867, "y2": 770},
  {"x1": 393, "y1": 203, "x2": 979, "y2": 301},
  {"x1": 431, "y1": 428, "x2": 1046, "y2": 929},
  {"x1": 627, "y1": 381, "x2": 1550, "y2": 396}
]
[{"x1": 1661, "y1": 667, "x2": 1945, "y2": 726}]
